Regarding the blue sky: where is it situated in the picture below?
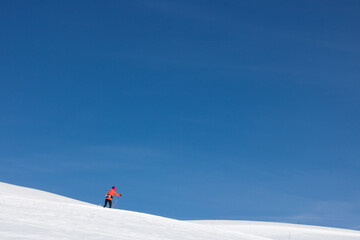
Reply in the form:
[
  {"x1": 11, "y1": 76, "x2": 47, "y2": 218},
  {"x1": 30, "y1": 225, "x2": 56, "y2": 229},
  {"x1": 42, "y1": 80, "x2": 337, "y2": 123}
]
[{"x1": 1, "y1": 0, "x2": 360, "y2": 229}]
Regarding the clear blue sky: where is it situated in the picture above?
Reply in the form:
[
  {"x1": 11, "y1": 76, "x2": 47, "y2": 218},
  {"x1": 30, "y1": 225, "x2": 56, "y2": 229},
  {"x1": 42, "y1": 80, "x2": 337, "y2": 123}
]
[{"x1": 1, "y1": 0, "x2": 360, "y2": 229}]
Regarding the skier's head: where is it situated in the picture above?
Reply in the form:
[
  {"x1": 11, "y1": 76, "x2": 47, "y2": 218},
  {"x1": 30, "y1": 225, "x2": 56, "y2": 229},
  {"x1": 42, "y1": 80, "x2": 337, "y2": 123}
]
[{"x1": 112, "y1": 186, "x2": 116, "y2": 189}]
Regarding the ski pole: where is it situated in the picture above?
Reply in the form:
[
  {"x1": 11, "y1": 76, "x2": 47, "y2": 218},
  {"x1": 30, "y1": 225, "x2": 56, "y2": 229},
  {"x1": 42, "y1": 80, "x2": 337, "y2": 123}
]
[{"x1": 113, "y1": 196, "x2": 119, "y2": 208}]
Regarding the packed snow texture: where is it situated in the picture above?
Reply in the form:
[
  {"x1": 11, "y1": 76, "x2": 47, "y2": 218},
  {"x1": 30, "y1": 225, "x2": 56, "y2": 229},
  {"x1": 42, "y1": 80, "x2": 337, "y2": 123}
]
[
  {"x1": 190, "y1": 221, "x2": 360, "y2": 240},
  {"x1": 1, "y1": 182, "x2": 359, "y2": 240}
]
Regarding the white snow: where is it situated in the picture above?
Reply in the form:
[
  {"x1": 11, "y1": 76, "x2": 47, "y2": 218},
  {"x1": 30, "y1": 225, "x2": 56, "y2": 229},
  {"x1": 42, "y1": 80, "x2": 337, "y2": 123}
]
[
  {"x1": 0, "y1": 182, "x2": 359, "y2": 240},
  {"x1": 190, "y1": 220, "x2": 360, "y2": 240}
]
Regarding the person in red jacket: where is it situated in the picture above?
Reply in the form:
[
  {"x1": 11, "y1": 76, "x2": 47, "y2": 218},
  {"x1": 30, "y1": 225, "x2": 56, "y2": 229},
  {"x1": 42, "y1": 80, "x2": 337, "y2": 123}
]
[{"x1": 104, "y1": 186, "x2": 121, "y2": 208}]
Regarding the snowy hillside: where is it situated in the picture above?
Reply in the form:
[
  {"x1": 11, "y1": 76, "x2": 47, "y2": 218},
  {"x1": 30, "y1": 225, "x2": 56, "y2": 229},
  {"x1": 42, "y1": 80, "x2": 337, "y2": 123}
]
[
  {"x1": 0, "y1": 182, "x2": 269, "y2": 240},
  {"x1": 1, "y1": 182, "x2": 359, "y2": 240},
  {"x1": 191, "y1": 221, "x2": 360, "y2": 240}
]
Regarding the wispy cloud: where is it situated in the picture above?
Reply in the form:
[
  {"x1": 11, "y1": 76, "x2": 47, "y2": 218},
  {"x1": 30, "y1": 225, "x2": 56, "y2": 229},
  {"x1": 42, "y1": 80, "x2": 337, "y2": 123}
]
[
  {"x1": 89, "y1": 144, "x2": 167, "y2": 159},
  {"x1": 0, "y1": 144, "x2": 172, "y2": 176},
  {"x1": 0, "y1": 157, "x2": 57, "y2": 174},
  {"x1": 245, "y1": 200, "x2": 360, "y2": 229}
]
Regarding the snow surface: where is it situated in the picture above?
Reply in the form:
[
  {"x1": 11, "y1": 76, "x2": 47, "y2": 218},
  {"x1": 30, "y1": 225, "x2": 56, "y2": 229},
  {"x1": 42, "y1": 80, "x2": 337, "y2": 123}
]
[
  {"x1": 190, "y1": 221, "x2": 360, "y2": 240},
  {"x1": 1, "y1": 182, "x2": 359, "y2": 240}
]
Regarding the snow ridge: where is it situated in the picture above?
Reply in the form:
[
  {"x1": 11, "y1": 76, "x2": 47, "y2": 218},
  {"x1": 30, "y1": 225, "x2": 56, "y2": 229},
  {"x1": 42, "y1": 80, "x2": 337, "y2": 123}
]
[
  {"x1": 0, "y1": 182, "x2": 269, "y2": 240},
  {"x1": 1, "y1": 182, "x2": 360, "y2": 240}
]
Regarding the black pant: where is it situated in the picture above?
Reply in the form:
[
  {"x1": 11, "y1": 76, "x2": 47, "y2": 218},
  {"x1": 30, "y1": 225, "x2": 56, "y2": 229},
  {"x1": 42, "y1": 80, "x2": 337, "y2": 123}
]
[{"x1": 104, "y1": 199, "x2": 112, "y2": 208}]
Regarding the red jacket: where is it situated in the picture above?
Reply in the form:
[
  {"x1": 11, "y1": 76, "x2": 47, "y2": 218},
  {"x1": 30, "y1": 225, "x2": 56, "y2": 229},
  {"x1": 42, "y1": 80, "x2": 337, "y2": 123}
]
[{"x1": 105, "y1": 188, "x2": 120, "y2": 200}]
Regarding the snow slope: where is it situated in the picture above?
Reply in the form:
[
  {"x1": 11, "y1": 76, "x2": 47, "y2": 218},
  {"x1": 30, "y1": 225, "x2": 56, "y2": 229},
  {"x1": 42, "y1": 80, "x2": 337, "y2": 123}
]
[
  {"x1": 1, "y1": 182, "x2": 359, "y2": 240},
  {"x1": 191, "y1": 220, "x2": 360, "y2": 240},
  {"x1": 0, "y1": 182, "x2": 269, "y2": 240}
]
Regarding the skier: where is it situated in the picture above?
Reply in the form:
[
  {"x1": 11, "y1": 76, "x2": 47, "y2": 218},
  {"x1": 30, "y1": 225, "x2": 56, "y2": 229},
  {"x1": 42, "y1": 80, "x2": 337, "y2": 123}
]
[{"x1": 104, "y1": 186, "x2": 121, "y2": 208}]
